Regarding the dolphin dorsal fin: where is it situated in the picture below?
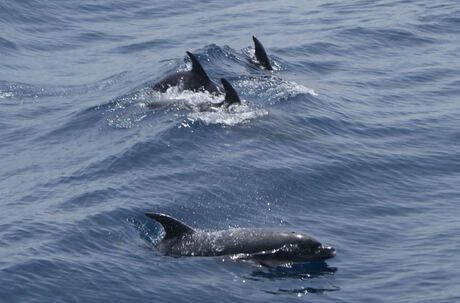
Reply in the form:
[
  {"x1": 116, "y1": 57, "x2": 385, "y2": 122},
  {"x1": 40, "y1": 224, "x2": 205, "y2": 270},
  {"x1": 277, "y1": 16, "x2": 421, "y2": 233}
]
[
  {"x1": 221, "y1": 78, "x2": 241, "y2": 107},
  {"x1": 186, "y1": 51, "x2": 210, "y2": 81},
  {"x1": 145, "y1": 213, "x2": 195, "y2": 239},
  {"x1": 252, "y1": 36, "x2": 273, "y2": 70}
]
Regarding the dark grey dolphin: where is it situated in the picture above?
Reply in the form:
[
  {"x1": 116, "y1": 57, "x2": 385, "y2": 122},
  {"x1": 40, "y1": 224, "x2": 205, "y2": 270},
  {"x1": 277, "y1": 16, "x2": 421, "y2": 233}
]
[
  {"x1": 145, "y1": 213, "x2": 336, "y2": 266},
  {"x1": 152, "y1": 51, "x2": 223, "y2": 95},
  {"x1": 204, "y1": 78, "x2": 241, "y2": 109},
  {"x1": 252, "y1": 36, "x2": 273, "y2": 70}
]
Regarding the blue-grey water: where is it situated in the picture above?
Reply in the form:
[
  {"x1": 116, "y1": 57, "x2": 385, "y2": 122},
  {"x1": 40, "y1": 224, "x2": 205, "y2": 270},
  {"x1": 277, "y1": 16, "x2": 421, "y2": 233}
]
[{"x1": 1, "y1": 0, "x2": 460, "y2": 302}]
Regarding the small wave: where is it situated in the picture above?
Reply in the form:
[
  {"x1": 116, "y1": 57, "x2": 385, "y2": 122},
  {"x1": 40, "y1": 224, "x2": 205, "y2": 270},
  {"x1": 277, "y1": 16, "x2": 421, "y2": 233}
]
[
  {"x1": 0, "y1": 36, "x2": 18, "y2": 52},
  {"x1": 128, "y1": 216, "x2": 164, "y2": 248},
  {"x1": 0, "y1": 73, "x2": 126, "y2": 101},
  {"x1": 112, "y1": 38, "x2": 175, "y2": 54},
  {"x1": 233, "y1": 76, "x2": 318, "y2": 103},
  {"x1": 339, "y1": 27, "x2": 435, "y2": 50}
]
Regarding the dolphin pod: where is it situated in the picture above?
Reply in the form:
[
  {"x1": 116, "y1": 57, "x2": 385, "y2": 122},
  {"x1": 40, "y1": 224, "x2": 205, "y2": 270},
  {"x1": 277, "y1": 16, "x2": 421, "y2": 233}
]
[
  {"x1": 150, "y1": 36, "x2": 273, "y2": 109},
  {"x1": 145, "y1": 38, "x2": 335, "y2": 265},
  {"x1": 145, "y1": 213, "x2": 335, "y2": 266}
]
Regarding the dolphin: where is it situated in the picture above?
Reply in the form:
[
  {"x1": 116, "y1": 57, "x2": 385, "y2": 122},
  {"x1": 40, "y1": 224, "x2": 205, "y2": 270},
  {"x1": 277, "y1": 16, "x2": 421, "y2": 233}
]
[
  {"x1": 203, "y1": 78, "x2": 241, "y2": 109},
  {"x1": 145, "y1": 213, "x2": 336, "y2": 266},
  {"x1": 252, "y1": 36, "x2": 273, "y2": 70},
  {"x1": 152, "y1": 51, "x2": 223, "y2": 95}
]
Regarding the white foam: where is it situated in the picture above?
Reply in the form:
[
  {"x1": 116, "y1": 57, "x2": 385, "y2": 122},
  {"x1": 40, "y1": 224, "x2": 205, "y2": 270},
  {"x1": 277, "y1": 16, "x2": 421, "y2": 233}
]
[
  {"x1": 0, "y1": 90, "x2": 13, "y2": 99},
  {"x1": 185, "y1": 103, "x2": 268, "y2": 127},
  {"x1": 162, "y1": 86, "x2": 223, "y2": 105},
  {"x1": 154, "y1": 87, "x2": 267, "y2": 127}
]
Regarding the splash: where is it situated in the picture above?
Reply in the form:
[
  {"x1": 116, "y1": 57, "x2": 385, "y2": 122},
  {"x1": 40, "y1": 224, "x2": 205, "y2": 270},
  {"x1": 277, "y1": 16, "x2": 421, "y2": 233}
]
[
  {"x1": 150, "y1": 86, "x2": 267, "y2": 127},
  {"x1": 0, "y1": 89, "x2": 13, "y2": 99},
  {"x1": 185, "y1": 103, "x2": 267, "y2": 127},
  {"x1": 106, "y1": 84, "x2": 266, "y2": 128},
  {"x1": 160, "y1": 85, "x2": 223, "y2": 107}
]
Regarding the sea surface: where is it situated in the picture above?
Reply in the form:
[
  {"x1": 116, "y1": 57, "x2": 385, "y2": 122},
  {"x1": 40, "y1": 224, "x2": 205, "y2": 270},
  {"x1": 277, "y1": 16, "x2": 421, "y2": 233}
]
[{"x1": 1, "y1": 0, "x2": 460, "y2": 302}]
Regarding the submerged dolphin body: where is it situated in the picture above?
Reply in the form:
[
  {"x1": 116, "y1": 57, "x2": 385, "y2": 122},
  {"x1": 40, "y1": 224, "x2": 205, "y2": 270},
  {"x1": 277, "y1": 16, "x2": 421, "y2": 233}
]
[
  {"x1": 152, "y1": 51, "x2": 223, "y2": 95},
  {"x1": 252, "y1": 36, "x2": 273, "y2": 70},
  {"x1": 148, "y1": 78, "x2": 240, "y2": 111},
  {"x1": 145, "y1": 213, "x2": 336, "y2": 266}
]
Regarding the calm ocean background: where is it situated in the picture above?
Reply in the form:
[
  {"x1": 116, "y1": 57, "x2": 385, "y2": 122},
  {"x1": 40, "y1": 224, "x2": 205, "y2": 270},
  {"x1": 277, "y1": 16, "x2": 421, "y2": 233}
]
[{"x1": 1, "y1": 0, "x2": 460, "y2": 302}]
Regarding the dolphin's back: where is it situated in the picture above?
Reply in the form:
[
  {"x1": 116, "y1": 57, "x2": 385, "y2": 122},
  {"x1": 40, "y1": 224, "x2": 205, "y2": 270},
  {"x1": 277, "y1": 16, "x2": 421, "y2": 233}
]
[
  {"x1": 152, "y1": 52, "x2": 222, "y2": 95},
  {"x1": 152, "y1": 71, "x2": 187, "y2": 92},
  {"x1": 167, "y1": 228, "x2": 320, "y2": 257}
]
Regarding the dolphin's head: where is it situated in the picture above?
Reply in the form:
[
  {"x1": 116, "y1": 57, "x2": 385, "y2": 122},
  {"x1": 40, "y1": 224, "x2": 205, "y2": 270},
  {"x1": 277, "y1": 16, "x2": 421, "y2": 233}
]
[
  {"x1": 251, "y1": 233, "x2": 336, "y2": 265},
  {"x1": 287, "y1": 236, "x2": 336, "y2": 262},
  {"x1": 298, "y1": 243, "x2": 336, "y2": 262}
]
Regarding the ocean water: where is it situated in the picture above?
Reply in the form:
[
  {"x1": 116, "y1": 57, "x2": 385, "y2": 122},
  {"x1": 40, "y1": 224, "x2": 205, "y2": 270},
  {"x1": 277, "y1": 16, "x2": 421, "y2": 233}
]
[{"x1": 1, "y1": 0, "x2": 460, "y2": 302}]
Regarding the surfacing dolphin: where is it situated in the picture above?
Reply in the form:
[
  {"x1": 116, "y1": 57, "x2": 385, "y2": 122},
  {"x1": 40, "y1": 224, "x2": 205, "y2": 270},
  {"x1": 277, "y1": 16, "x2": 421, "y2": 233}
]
[
  {"x1": 145, "y1": 213, "x2": 336, "y2": 266},
  {"x1": 252, "y1": 36, "x2": 273, "y2": 70},
  {"x1": 204, "y1": 78, "x2": 241, "y2": 109},
  {"x1": 152, "y1": 51, "x2": 223, "y2": 95}
]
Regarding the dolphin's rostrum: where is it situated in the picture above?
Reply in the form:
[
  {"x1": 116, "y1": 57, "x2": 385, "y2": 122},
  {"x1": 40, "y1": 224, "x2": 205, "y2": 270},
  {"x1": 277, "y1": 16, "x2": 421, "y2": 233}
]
[{"x1": 145, "y1": 213, "x2": 336, "y2": 266}]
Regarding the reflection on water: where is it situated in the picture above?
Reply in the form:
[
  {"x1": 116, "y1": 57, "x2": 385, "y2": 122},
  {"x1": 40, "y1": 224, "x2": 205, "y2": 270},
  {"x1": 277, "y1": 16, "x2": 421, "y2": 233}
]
[
  {"x1": 248, "y1": 261, "x2": 337, "y2": 281},
  {"x1": 248, "y1": 261, "x2": 339, "y2": 296},
  {"x1": 265, "y1": 286, "x2": 340, "y2": 296}
]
